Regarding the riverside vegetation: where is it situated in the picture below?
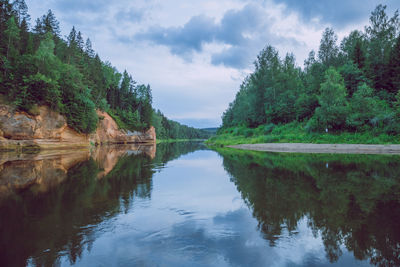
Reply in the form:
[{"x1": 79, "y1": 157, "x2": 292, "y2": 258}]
[
  {"x1": 210, "y1": 5, "x2": 400, "y2": 146},
  {"x1": 0, "y1": 0, "x2": 210, "y2": 141}
]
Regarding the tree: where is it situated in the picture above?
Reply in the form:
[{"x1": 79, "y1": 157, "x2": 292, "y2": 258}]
[
  {"x1": 76, "y1": 31, "x2": 84, "y2": 51},
  {"x1": 12, "y1": 0, "x2": 29, "y2": 25},
  {"x1": 365, "y1": 5, "x2": 399, "y2": 94},
  {"x1": 346, "y1": 83, "x2": 386, "y2": 130},
  {"x1": 387, "y1": 34, "x2": 400, "y2": 94},
  {"x1": 42, "y1": 9, "x2": 60, "y2": 37},
  {"x1": 318, "y1": 28, "x2": 339, "y2": 67},
  {"x1": 4, "y1": 16, "x2": 20, "y2": 75},
  {"x1": 250, "y1": 45, "x2": 280, "y2": 126},
  {"x1": 85, "y1": 38, "x2": 94, "y2": 58},
  {"x1": 339, "y1": 62, "x2": 367, "y2": 97},
  {"x1": 340, "y1": 30, "x2": 366, "y2": 70},
  {"x1": 308, "y1": 68, "x2": 348, "y2": 131}
]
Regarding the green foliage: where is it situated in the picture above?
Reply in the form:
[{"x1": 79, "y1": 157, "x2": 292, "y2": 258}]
[
  {"x1": 208, "y1": 123, "x2": 400, "y2": 146},
  {"x1": 152, "y1": 110, "x2": 211, "y2": 140},
  {"x1": 0, "y1": 4, "x2": 187, "y2": 136},
  {"x1": 308, "y1": 68, "x2": 348, "y2": 132},
  {"x1": 220, "y1": 5, "x2": 400, "y2": 143}
]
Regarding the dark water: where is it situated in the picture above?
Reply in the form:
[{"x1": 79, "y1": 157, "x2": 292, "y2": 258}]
[{"x1": 1, "y1": 142, "x2": 400, "y2": 267}]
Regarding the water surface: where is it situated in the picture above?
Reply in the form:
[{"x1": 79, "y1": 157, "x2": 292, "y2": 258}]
[{"x1": 0, "y1": 142, "x2": 399, "y2": 266}]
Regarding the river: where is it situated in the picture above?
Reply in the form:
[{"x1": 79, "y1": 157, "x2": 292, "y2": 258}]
[{"x1": 0, "y1": 142, "x2": 399, "y2": 266}]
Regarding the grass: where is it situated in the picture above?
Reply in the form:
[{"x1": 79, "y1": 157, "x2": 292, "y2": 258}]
[{"x1": 206, "y1": 122, "x2": 400, "y2": 146}]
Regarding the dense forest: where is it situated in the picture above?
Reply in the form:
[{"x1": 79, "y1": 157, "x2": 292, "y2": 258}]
[
  {"x1": 220, "y1": 5, "x2": 400, "y2": 139},
  {"x1": 0, "y1": 0, "x2": 209, "y2": 139}
]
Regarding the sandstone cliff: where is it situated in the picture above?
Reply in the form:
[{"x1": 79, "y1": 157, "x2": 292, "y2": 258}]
[{"x1": 0, "y1": 104, "x2": 156, "y2": 151}]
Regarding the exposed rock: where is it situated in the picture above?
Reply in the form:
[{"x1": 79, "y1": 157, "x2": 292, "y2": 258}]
[
  {"x1": 89, "y1": 110, "x2": 156, "y2": 144},
  {"x1": 0, "y1": 104, "x2": 156, "y2": 151}
]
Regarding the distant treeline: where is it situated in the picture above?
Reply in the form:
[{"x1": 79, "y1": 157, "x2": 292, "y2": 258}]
[
  {"x1": 0, "y1": 0, "x2": 207, "y2": 139},
  {"x1": 221, "y1": 5, "x2": 400, "y2": 135},
  {"x1": 152, "y1": 110, "x2": 211, "y2": 139}
]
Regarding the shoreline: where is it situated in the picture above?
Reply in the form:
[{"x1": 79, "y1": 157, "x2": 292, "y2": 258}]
[{"x1": 228, "y1": 143, "x2": 400, "y2": 154}]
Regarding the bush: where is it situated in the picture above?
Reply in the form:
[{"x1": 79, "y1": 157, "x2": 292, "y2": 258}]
[{"x1": 263, "y1": 123, "x2": 275, "y2": 134}]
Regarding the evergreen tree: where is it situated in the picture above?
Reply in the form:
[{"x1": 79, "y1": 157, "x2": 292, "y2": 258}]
[
  {"x1": 318, "y1": 28, "x2": 339, "y2": 67},
  {"x1": 76, "y1": 31, "x2": 84, "y2": 51},
  {"x1": 42, "y1": 9, "x2": 60, "y2": 37},
  {"x1": 387, "y1": 34, "x2": 400, "y2": 94},
  {"x1": 85, "y1": 38, "x2": 94, "y2": 58},
  {"x1": 11, "y1": 0, "x2": 29, "y2": 25},
  {"x1": 365, "y1": 5, "x2": 399, "y2": 94}
]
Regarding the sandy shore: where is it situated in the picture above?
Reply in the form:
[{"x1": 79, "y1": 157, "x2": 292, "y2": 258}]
[{"x1": 228, "y1": 143, "x2": 400, "y2": 154}]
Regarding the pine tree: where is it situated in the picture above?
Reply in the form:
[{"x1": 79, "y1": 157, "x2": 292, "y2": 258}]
[
  {"x1": 388, "y1": 35, "x2": 400, "y2": 94},
  {"x1": 85, "y1": 38, "x2": 95, "y2": 58},
  {"x1": 43, "y1": 9, "x2": 60, "y2": 37},
  {"x1": 12, "y1": 0, "x2": 29, "y2": 26},
  {"x1": 19, "y1": 17, "x2": 29, "y2": 54},
  {"x1": 76, "y1": 31, "x2": 84, "y2": 51}
]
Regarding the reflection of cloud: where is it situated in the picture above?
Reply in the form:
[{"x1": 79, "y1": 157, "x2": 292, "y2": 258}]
[
  {"x1": 111, "y1": 208, "x2": 279, "y2": 266},
  {"x1": 92, "y1": 208, "x2": 366, "y2": 266}
]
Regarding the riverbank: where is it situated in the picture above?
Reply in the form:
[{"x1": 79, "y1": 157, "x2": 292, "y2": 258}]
[
  {"x1": 0, "y1": 104, "x2": 156, "y2": 152},
  {"x1": 207, "y1": 123, "x2": 400, "y2": 146},
  {"x1": 228, "y1": 143, "x2": 400, "y2": 154}
]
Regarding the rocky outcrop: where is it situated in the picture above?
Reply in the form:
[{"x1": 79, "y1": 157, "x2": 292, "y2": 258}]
[
  {"x1": 0, "y1": 104, "x2": 156, "y2": 151},
  {"x1": 89, "y1": 110, "x2": 156, "y2": 145}
]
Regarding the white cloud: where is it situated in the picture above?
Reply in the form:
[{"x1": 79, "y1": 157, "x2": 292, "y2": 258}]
[{"x1": 25, "y1": 0, "x2": 392, "y2": 127}]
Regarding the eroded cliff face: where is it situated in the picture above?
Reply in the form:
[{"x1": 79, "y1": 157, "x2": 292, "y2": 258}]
[
  {"x1": 89, "y1": 110, "x2": 156, "y2": 145},
  {"x1": 0, "y1": 104, "x2": 156, "y2": 151}
]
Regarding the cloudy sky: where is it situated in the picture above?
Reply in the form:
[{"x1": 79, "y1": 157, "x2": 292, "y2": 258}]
[{"x1": 25, "y1": 0, "x2": 398, "y2": 128}]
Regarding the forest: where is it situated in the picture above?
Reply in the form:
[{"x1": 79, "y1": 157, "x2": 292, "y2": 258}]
[
  {"x1": 0, "y1": 0, "x2": 209, "y2": 139},
  {"x1": 218, "y1": 5, "x2": 400, "y2": 144}
]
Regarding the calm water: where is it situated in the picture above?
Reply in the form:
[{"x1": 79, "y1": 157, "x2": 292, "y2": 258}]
[{"x1": 1, "y1": 142, "x2": 400, "y2": 267}]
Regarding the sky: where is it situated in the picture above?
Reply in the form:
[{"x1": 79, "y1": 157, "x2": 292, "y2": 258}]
[{"x1": 25, "y1": 0, "x2": 398, "y2": 128}]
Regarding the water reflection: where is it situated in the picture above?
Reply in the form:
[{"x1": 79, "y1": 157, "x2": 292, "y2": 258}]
[
  {"x1": 216, "y1": 148, "x2": 400, "y2": 266},
  {"x1": 0, "y1": 142, "x2": 204, "y2": 267},
  {"x1": 0, "y1": 143, "x2": 399, "y2": 266}
]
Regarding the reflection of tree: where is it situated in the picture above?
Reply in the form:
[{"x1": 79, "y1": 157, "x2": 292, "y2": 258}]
[
  {"x1": 0, "y1": 142, "x2": 205, "y2": 267},
  {"x1": 217, "y1": 148, "x2": 400, "y2": 266}
]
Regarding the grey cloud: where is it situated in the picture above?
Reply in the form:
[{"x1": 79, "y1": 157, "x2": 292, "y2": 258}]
[
  {"x1": 115, "y1": 7, "x2": 145, "y2": 23},
  {"x1": 55, "y1": 0, "x2": 110, "y2": 13},
  {"x1": 136, "y1": 15, "x2": 216, "y2": 58},
  {"x1": 217, "y1": 4, "x2": 264, "y2": 45},
  {"x1": 211, "y1": 45, "x2": 253, "y2": 69},
  {"x1": 135, "y1": 4, "x2": 272, "y2": 67},
  {"x1": 275, "y1": 0, "x2": 399, "y2": 28}
]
